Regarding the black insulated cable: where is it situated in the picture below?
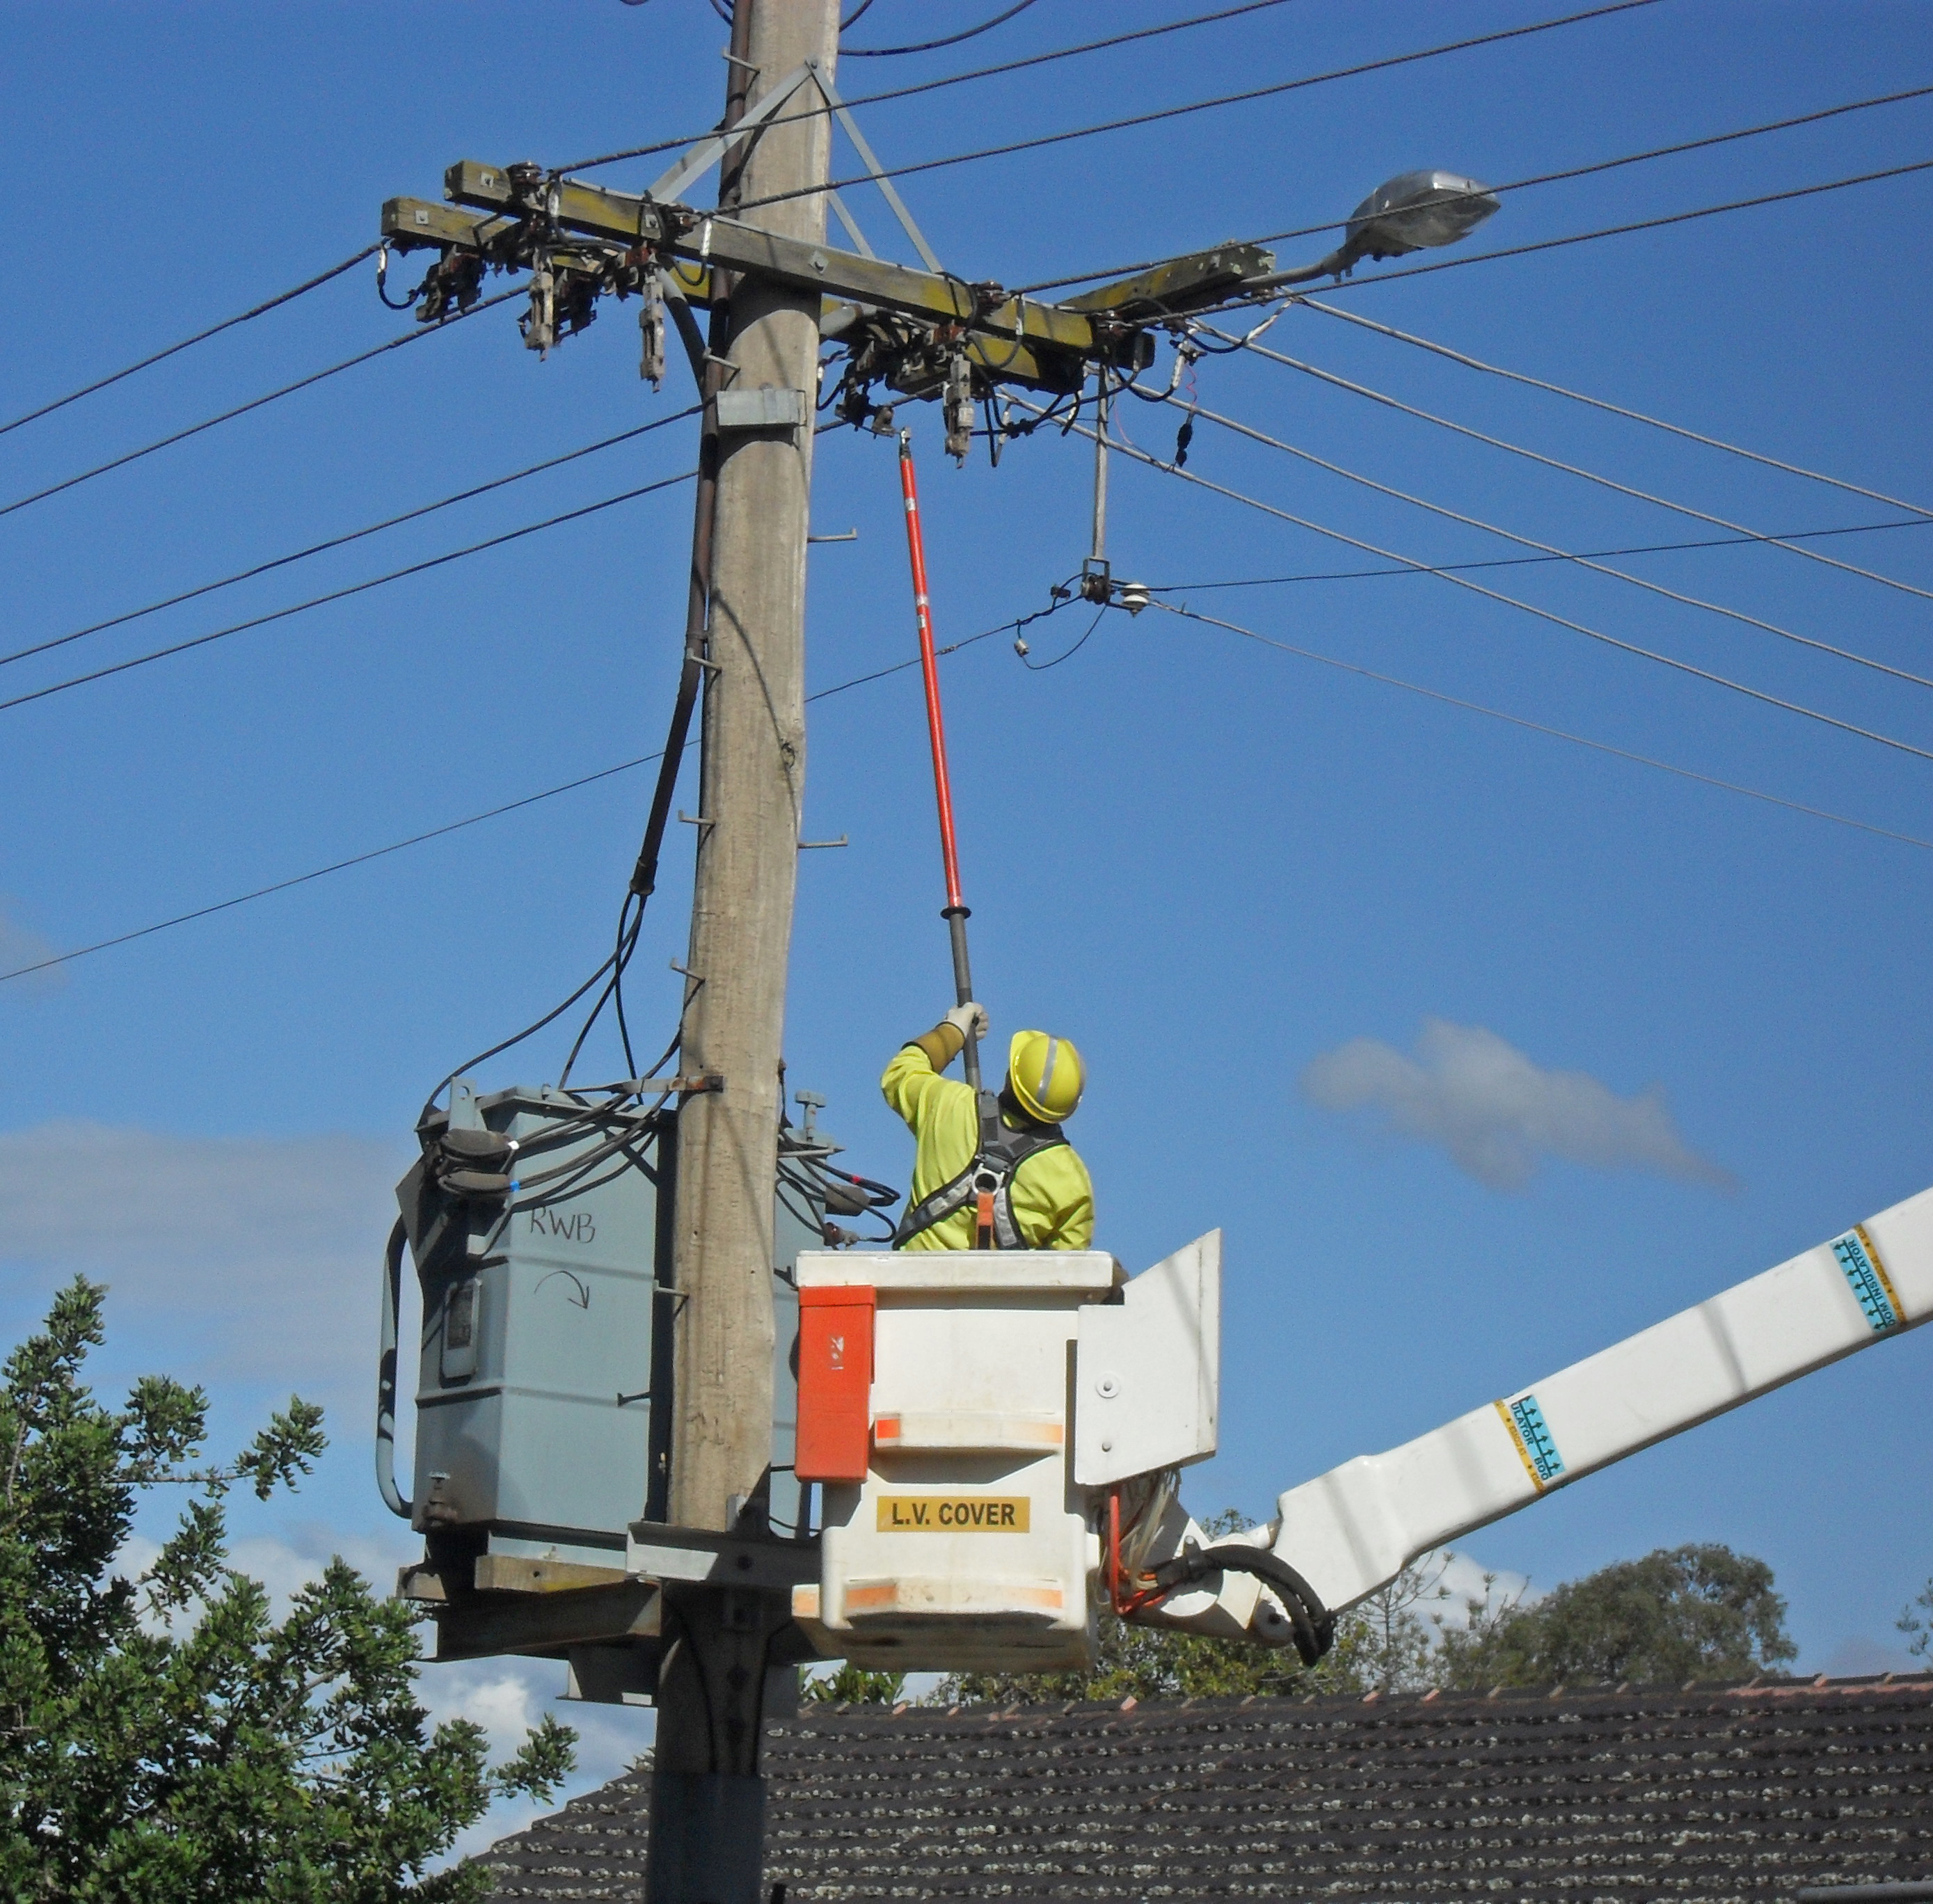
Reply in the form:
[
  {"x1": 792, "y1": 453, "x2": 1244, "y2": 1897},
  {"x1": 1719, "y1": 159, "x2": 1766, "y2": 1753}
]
[
  {"x1": 0, "y1": 287, "x2": 520, "y2": 525},
  {"x1": 14, "y1": 562, "x2": 1933, "y2": 994},
  {"x1": 1207, "y1": 330, "x2": 1933, "y2": 605},
  {"x1": 1248, "y1": 157, "x2": 1933, "y2": 309},
  {"x1": 1013, "y1": 81, "x2": 1933, "y2": 296},
  {"x1": 1017, "y1": 395, "x2": 1933, "y2": 771},
  {"x1": 1, "y1": 407, "x2": 701, "y2": 674},
  {"x1": 1303, "y1": 297, "x2": 1933, "y2": 525},
  {"x1": 844, "y1": 0, "x2": 1038, "y2": 58},
  {"x1": 557, "y1": 0, "x2": 1305, "y2": 174},
  {"x1": 1163, "y1": 385, "x2": 1933, "y2": 685},
  {"x1": 0, "y1": 466, "x2": 698, "y2": 717},
  {"x1": 0, "y1": 602, "x2": 1069, "y2": 985},
  {"x1": 1143, "y1": 596, "x2": 1933, "y2": 857},
  {"x1": 0, "y1": 244, "x2": 378, "y2": 441},
  {"x1": 729, "y1": 0, "x2": 1662, "y2": 216},
  {"x1": 1147, "y1": 515, "x2": 1933, "y2": 592}
]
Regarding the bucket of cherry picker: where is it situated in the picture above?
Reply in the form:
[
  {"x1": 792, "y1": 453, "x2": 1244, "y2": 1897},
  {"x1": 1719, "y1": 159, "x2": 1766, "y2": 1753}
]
[{"x1": 788, "y1": 1232, "x2": 1223, "y2": 1674}]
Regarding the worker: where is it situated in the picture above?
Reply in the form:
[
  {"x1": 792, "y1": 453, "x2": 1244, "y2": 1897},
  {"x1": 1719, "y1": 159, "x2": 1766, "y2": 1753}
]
[{"x1": 883, "y1": 1001, "x2": 1094, "y2": 1250}]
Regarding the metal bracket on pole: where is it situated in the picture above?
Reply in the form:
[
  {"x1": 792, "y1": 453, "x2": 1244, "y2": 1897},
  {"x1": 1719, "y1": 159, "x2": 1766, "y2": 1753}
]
[
  {"x1": 643, "y1": 61, "x2": 821, "y2": 207},
  {"x1": 806, "y1": 62, "x2": 946, "y2": 276},
  {"x1": 827, "y1": 190, "x2": 877, "y2": 260}
]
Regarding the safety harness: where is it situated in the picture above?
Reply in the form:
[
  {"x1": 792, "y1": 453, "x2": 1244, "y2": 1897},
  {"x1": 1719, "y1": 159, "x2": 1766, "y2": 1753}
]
[{"x1": 893, "y1": 1089, "x2": 1069, "y2": 1249}]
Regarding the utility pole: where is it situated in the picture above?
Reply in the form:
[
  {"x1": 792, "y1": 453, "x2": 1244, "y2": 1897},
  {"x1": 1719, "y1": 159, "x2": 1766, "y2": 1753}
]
[
  {"x1": 377, "y1": 38, "x2": 1504, "y2": 1901},
  {"x1": 650, "y1": 3, "x2": 840, "y2": 1900}
]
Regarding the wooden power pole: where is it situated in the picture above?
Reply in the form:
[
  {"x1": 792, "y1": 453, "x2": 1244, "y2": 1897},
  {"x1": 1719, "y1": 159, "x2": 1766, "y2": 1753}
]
[
  {"x1": 650, "y1": 3, "x2": 841, "y2": 1899},
  {"x1": 669, "y1": 0, "x2": 836, "y2": 1541},
  {"x1": 374, "y1": 11, "x2": 1312, "y2": 1891}
]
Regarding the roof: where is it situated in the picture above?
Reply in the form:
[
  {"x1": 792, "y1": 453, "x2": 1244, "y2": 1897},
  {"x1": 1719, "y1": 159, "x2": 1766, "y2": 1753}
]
[{"x1": 482, "y1": 1672, "x2": 1933, "y2": 1901}]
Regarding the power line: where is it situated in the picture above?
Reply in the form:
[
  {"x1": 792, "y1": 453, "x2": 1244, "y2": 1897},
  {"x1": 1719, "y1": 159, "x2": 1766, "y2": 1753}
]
[
  {"x1": 845, "y1": 0, "x2": 1037, "y2": 57},
  {"x1": 0, "y1": 603, "x2": 1062, "y2": 984},
  {"x1": 1253, "y1": 156, "x2": 1933, "y2": 308},
  {"x1": 1159, "y1": 390, "x2": 1933, "y2": 690},
  {"x1": 1013, "y1": 81, "x2": 1933, "y2": 296},
  {"x1": 1207, "y1": 324, "x2": 1933, "y2": 603},
  {"x1": 0, "y1": 288, "x2": 520, "y2": 526},
  {"x1": 0, "y1": 465, "x2": 698, "y2": 717},
  {"x1": 560, "y1": 0, "x2": 1306, "y2": 173},
  {"x1": 1301, "y1": 297, "x2": 1933, "y2": 525},
  {"x1": 1, "y1": 406, "x2": 700, "y2": 674},
  {"x1": 1141, "y1": 598, "x2": 1933, "y2": 854},
  {"x1": 1148, "y1": 514, "x2": 1933, "y2": 590},
  {"x1": 0, "y1": 244, "x2": 378, "y2": 441},
  {"x1": 1015, "y1": 395, "x2": 1933, "y2": 769},
  {"x1": 729, "y1": 0, "x2": 1662, "y2": 216}
]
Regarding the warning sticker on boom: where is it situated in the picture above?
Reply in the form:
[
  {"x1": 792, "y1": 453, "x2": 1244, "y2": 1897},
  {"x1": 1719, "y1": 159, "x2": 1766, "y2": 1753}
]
[
  {"x1": 1831, "y1": 1225, "x2": 1904, "y2": 1333},
  {"x1": 876, "y1": 1495, "x2": 1031, "y2": 1532},
  {"x1": 1495, "y1": 1392, "x2": 1566, "y2": 1491}
]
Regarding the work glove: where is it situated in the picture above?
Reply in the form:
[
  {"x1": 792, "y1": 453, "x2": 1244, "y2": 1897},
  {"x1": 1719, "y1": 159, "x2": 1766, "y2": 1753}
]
[{"x1": 944, "y1": 1001, "x2": 989, "y2": 1042}]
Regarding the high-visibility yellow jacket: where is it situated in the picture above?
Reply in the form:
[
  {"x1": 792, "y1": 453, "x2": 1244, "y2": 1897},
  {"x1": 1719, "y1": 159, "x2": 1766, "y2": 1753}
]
[{"x1": 881, "y1": 1034, "x2": 1095, "y2": 1251}]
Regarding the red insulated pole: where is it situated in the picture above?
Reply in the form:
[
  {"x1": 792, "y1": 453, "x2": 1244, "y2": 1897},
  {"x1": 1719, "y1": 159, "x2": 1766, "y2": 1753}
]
[{"x1": 897, "y1": 431, "x2": 980, "y2": 1090}]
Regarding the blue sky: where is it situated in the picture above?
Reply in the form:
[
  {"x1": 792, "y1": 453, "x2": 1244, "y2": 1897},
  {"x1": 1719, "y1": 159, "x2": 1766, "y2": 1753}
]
[{"x1": 6, "y1": 0, "x2": 1933, "y2": 1836}]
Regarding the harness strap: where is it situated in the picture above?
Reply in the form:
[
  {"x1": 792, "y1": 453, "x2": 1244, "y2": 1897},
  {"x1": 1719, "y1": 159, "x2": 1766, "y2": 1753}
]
[{"x1": 893, "y1": 1090, "x2": 1069, "y2": 1248}]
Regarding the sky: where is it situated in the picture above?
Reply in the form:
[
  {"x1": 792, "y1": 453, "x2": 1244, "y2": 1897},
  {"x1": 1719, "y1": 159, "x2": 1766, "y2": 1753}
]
[{"x1": 5, "y1": 0, "x2": 1933, "y2": 1850}]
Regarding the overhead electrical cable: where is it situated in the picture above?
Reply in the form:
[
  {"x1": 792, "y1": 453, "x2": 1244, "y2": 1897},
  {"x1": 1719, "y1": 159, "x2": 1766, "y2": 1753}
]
[
  {"x1": 1012, "y1": 81, "x2": 1933, "y2": 296},
  {"x1": 0, "y1": 465, "x2": 698, "y2": 717},
  {"x1": 0, "y1": 288, "x2": 520, "y2": 525},
  {"x1": 1207, "y1": 325, "x2": 1933, "y2": 603},
  {"x1": 0, "y1": 601, "x2": 1072, "y2": 985},
  {"x1": 561, "y1": 1, "x2": 1312, "y2": 173},
  {"x1": 1, "y1": 406, "x2": 701, "y2": 673},
  {"x1": 1231, "y1": 157, "x2": 1933, "y2": 309},
  {"x1": 845, "y1": 0, "x2": 1039, "y2": 57},
  {"x1": 1140, "y1": 598, "x2": 1933, "y2": 855},
  {"x1": 1300, "y1": 298, "x2": 1933, "y2": 524},
  {"x1": 0, "y1": 244, "x2": 379, "y2": 441},
  {"x1": 1148, "y1": 514, "x2": 1933, "y2": 591},
  {"x1": 1012, "y1": 396, "x2": 1933, "y2": 769},
  {"x1": 729, "y1": 0, "x2": 1662, "y2": 216},
  {"x1": 1161, "y1": 392, "x2": 1933, "y2": 690}
]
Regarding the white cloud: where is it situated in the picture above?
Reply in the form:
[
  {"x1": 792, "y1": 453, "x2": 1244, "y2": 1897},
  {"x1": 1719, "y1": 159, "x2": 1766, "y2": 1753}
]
[
  {"x1": 1303, "y1": 1019, "x2": 1733, "y2": 1194},
  {"x1": 0, "y1": 896, "x2": 65, "y2": 993},
  {"x1": 1427, "y1": 1548, "x2": 1535, "y2": 1630},
  {"x1": 0, "y1": 1119, "x2": 406, "y2": 1400}
]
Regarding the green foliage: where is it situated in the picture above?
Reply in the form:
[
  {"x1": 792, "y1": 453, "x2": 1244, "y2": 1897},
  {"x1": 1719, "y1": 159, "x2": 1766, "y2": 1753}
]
[
  {"x1": 931, "y1": 1511, "x2": 1451, "y2": 1707},
  {"x1": 801, "y1": 1663, "x2": 907, "y2": 1706},
  {"x1": 0, "y1": 1277, "x2": 576, "y2": 1903},
  {"x1": 925, "y1": 1514, "x2": 1799, "y2": 1708},
  {"x1": 1437, "y1": 1543, "x2": 1797, "y2": 1688},
  {"x1": 1897, "y1": 1579, "x2": 1933, "y2": 1660}
]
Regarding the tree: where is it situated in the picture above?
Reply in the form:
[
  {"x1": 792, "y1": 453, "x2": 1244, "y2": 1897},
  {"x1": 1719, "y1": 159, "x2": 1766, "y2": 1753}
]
[
  {"x1": 802, "y1": 1664, "x2": 905, "y2": 1706},
  {"x1": 0, "y1": 1277, "x2": 575, "y2": 1903},
  {"x1": 1438, "y1": 1543, "x2": 1797, "y2": 1688},
  {"x1": 930, "y1": 1509, "x2": 1448, "y2": 1706},
  {"x1": 1896, "y1": 1579, "x2": 1933, "y2": 1660}
]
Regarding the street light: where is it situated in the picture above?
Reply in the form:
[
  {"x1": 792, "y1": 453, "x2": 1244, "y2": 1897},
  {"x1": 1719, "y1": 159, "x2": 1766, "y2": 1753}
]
[{"x1": 1262, "y1": 168, "x2": 1500, "y2": 289}]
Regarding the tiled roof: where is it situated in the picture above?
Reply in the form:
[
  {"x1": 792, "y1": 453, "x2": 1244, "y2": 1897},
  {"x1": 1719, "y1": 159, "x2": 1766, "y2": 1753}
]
[{"x1": 483, "y1": 1672, "x2": 1933, "y2": 1901}]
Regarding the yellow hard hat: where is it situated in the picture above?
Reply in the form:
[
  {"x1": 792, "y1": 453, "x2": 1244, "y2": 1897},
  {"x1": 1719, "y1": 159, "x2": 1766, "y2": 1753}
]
[{"x1": 1007, "y1": 1029, "x2": 1083, "y2": 1124}]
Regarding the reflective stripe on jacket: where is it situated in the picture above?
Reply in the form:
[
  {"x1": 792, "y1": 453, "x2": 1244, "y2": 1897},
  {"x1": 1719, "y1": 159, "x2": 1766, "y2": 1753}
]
[{"x1": 881, "y1": 1041, "x2": 1095, "y2": 1251}]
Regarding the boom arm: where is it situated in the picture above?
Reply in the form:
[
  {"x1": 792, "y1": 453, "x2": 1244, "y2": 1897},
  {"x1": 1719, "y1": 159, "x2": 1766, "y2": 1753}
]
[{"x1": 1138, "y1": 1184, "x2": 1933, "y2": 1646}]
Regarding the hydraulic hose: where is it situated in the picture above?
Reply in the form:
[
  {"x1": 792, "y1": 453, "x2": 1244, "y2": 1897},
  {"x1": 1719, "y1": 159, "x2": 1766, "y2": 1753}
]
[{"x1": 1146, "y1": 1542, "x2": 1336, "y2": 1667}]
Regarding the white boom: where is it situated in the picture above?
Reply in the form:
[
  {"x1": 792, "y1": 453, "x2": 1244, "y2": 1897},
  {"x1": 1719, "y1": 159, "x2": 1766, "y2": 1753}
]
[{"x1": 1142, "y1": 1184, "x2": 1933, "y2": 1646}]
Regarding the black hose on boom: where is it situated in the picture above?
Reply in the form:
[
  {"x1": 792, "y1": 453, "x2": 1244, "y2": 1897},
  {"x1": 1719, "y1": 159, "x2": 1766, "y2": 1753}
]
[{"x1": 1147, "y1": 1544, "x2": 1336, "y2": 1666}]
